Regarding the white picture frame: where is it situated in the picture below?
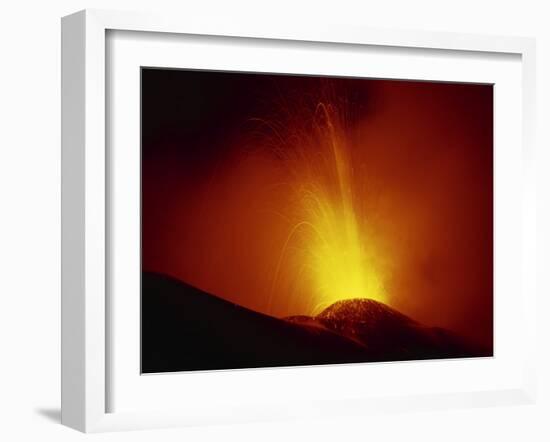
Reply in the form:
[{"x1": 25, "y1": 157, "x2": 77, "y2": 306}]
[{"x1": 61, "y1": 9, "x2": 537, "y2": 433}]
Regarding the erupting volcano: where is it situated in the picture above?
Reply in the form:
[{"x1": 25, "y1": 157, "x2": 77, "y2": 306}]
[
  {"x1": 141, "y1": 68, "x2": 493, "y2": 372},
  {"x1": 260, "y1": 95, "x2": 389, "y2": 315}
]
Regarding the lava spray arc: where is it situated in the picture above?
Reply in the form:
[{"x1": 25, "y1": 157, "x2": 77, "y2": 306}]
[
  {"x1": 253, "y1": 88, "x2": 390, "y2": 316},
  {"x1": 141, "y1": 69, "x2": 494, "y2": 367}
]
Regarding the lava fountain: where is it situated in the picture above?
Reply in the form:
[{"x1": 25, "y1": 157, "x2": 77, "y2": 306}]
[
  {"x1": 255, "y1": 95, "x2": 389, "y2": 315},
  {"x1": 142, "y1": 70, "x2": 494, "y2": 349}
]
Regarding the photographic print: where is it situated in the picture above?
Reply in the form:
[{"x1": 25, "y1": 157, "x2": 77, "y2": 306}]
[{"x1": 141, "y1": 68, "x2": 493, "y2": 373}]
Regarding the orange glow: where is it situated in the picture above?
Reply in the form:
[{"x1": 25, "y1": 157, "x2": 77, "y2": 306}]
[
  {"x1": 142, "y1": 73, "x2": 493, "y2": 350},
  {"x1": 265, "y1": 102, "x2": 388, "y2": 315}
]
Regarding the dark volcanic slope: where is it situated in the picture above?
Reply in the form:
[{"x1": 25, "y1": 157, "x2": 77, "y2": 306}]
[
  {"x1": 142, "y1": 272, "x2": 490, "y2": 373},
  {"x1": 288, "y1": 299, "x2": 488, "y2": 361},
  {"x1": 142, "y1": 272, "x2": 370, "y2": 373}
]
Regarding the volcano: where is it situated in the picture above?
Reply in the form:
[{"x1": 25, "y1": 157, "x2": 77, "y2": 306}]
[{"x1": 142, "y1": 272, "x2": 490, "y2": 374}]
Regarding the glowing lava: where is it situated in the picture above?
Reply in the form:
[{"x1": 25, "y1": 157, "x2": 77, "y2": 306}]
[
  {"x1": 142, "y1": 72, "x2": 494, "y2": 348},
  {"x1": 265, "y1": 100, "x2": 388, "y2": 315}
]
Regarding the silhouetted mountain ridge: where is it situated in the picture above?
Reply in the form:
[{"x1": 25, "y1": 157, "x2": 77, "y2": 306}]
[
  {"x1": 286, "y1": 298, "x2": 482, "y2": 360},
  {"x1": 142, "y1": 272, "x2": 490, "y2": 373}
]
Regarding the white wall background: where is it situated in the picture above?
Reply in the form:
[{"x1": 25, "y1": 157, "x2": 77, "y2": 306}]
[{"x1": 0, "y1": 1, "x2": 548, "y2": 441}]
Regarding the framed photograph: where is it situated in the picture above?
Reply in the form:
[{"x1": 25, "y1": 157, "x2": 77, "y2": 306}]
[{"x1": 61, "y1": 9, "x2": 537, "y2": 432}]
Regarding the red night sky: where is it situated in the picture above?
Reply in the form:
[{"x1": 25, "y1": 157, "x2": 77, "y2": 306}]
[{"x1": 141, "y1": 69, "x2": 493, "y2": 349}]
